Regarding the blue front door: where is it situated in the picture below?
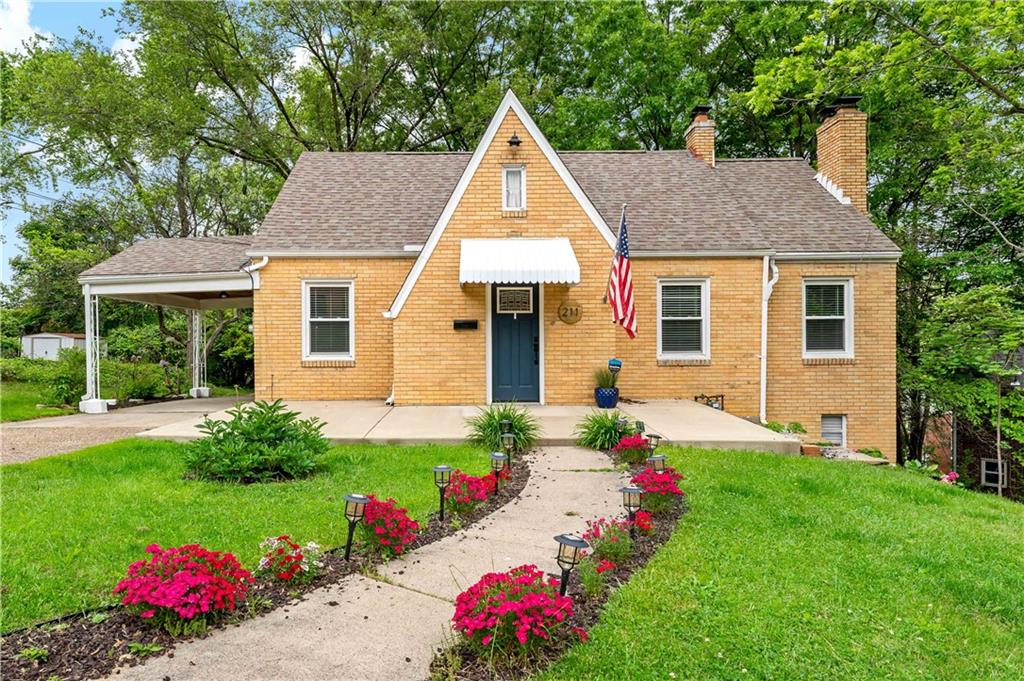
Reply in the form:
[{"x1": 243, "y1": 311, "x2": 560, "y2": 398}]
[{"x1": 492, "y1": 285, "x2": 540, "y2": 402}]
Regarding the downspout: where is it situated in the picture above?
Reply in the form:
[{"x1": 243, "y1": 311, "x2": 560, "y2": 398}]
[
  {"x1": 759, "y1": 256, "x2": 779, "y2": 424},
  {"x1": 243, "y1": 256, "x2": 269, "y2": 399}
]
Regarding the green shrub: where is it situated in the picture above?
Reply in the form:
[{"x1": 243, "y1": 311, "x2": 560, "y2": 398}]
[
  {"x1": 594, "y1": 367, "x2": 618, "y2": 389},
  {"x1": 183, "y1": 400, "x2": 328, "y2": 483},
  {"x1": 104, "y1": 360, "x2": 166, "y2": 401},
  {"x1": 904, "y1": 459, "x2": 942, "y2": 479},
  {"x1": 0, "y1": 357, "x2": 55, "y2": 383},
  {"x1": 465, "y1": 402, "x2": 540, "y2": 452},
  {"x1": 49, "y1": 348, "x2": 87, "y2": 405},
  {"x1": 576, "y1": 410, "x2": 632, "y2": 450}
]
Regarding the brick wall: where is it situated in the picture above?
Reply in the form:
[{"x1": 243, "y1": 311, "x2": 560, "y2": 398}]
[
  {"x1": 253, "y1": 257, "x2": 412, "y2": 400},
  {"x1": 392, "y1": 108, "x2": 617, "y2": 404},
  {"x1": 765, "y1": 261, "x2": 897, "y2": 459},
  {"x1": 613, "y1": 258, "x2": 763, "y2": 418}
]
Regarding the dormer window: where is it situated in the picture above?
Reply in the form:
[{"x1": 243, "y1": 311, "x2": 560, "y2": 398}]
[{"x1": 503, "y1": 166, "x2": 526, "y2": 211}]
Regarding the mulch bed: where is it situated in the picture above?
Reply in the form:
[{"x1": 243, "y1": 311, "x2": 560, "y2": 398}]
[
  {"x1": 430, "y1": 456, "x2": 687, "y2": 681},
  {"x1": 0, "y1": 456, "x2": 532, "y2": 681}
]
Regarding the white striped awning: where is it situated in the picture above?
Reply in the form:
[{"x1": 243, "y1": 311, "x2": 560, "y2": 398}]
[{"x1": 459, "y1": 238, "x2": 581, "y2": 285}]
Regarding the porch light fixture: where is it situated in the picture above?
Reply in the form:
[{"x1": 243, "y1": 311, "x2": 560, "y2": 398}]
[
  {"x1": 620, "y1": 485, "x2": 644, "y2": 539},
  {"x1": 508, "y1": 132, "x2": 522, "y2": 147},
  {"x1": 554, "y1": 533, "x2": 588, "y2": 597},
  {"x1": 490, "y1": 452, "x2": 508, "y2": 489},
  {"x1": 433, "y1": 465, "x2": 453, "y2": 522},
  {"x1": 634, "y1": 420, "x2": 645, "y2": 435},
  {"x1": 343, "y1": 493, "x2": 369, "y2": 561},
  {"x1": 218, "y1": 291, "x2": 229, "y2": 299},
  {"x1": 501, "y1": 431, "x2": 515, "y2": 468},
  {"x1": 647, "y1": 454, "x2": 667, "y2": 473},
  {"x1": 647, "y1": 433, "x2": 662, "y2": 451}
]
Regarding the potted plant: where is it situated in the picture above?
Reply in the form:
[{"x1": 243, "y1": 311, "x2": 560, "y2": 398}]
[{"x1": 594, "y1": 367, "x2": 619, "y2": 408}]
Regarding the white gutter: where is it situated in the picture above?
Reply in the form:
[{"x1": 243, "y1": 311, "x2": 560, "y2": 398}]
[{"x1": 759, "y1": 255, "x2": 779, "y2": 424}]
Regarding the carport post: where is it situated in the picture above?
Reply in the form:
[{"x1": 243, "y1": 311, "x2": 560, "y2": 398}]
[
  {"x1": 188, "y1": 309, "x2": 210, "y2": 398},
  {"x1": 79, "y1": 283, "x2": 108, "y2": 414}
]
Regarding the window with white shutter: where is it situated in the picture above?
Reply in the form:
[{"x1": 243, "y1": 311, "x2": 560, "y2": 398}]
[
  {"x1": 803, "y1": 279, "x2": 853, "y2": 358},
  {"x1": 503, "y1": 166, "x2": 525, "y2": 211},
  {"x1": 302, "y1": 281, "x2": 354, "y2": 360},
  {"x1": 820, "y1": 414, "x2": 846, "y2": 446},
  {"x1": 658, "y1": 278, "x2": 710, "y2": 359}
]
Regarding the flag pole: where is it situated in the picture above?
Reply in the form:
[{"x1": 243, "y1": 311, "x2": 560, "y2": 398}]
[{"x1": 603, "y1": 203, "x2": 627, "y2": 304}]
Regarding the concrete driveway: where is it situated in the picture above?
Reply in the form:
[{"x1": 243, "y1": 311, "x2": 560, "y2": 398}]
[{"x1": 1, "y1": 395, "x2": 250, "y2": 464}]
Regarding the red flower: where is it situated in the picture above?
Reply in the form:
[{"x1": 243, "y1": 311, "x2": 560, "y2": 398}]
[
  {"x1": 572, "y1": 626, "x2": 590, "y2": 643},
  {"x1": 359, "y1": 495, "x2": 419, "y2": 556},
  {"x1": 595, "y1": 559, "x2": 616, "y2": 574}
]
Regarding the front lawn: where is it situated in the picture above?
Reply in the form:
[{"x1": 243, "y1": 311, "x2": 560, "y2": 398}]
[
  {"x1": 544, "y1": 448, "x2": 1024, "y2": 680},
  {"x1": 0, "y1": 438, "x2": 489, "y2": 632},
  {"x1": 0, "y1": 381, "x2": 73, "y2": 422}
]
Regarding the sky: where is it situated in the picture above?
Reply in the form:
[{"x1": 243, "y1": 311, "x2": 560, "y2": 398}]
[{"x1": 1, "y1": 0, "x2": 128, "y2": 284}]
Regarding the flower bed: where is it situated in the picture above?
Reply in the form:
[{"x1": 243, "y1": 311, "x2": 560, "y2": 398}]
[
  {"x1": 358, "y1": 495, "x2": 420, "y2": 557},
  {"x1": 431, "y1": 458, "x2": 686, "y2": 680},
  {"x1": 113, "y1": 544, "x2": 252, "y2": 636},
  {"x1": 1, "y1": 458, "x2": 532, "y2": 681},
  {"x1": 631, "y1": 466, "x2": 685, "y2": 514}
]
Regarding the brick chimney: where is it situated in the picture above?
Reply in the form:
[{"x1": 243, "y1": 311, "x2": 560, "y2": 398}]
[
  {"x1": 685, "y1": 104, "x2": 715, "y2": 167},
  {"x1": 816, "y1": 96, "x2": 868, "y2": 214}
]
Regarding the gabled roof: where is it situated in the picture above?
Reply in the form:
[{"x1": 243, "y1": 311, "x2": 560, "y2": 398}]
[{"x1": 79, "y1": 236, "x2": 254, "y2": 279}]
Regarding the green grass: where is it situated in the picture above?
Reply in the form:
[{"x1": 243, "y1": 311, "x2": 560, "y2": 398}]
[
  {"x1": 0, "y1": 381, "x2": 73, "y2": 422},
  {"x1": 0, "y1": 438, "x2": 490, "y2": 632},
  {"x1": 543, "y1": 448, "x2": 1024, "y2": 681}
]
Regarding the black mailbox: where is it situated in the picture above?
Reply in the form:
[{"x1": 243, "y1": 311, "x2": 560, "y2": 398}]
[{"x1": 453, "y1": 320, "x2": 479, "y2": 330}]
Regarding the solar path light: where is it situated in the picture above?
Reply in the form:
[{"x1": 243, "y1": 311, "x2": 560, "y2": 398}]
[
  {"x1": 554, "y1": 533, "x2": 588, "y2": 597},
  {"x1": 343, "y1": 493, "x2": 369, "y2": 560},
  {"x1": 433, "y1": 465, "x2": 453, "y2": 522}
]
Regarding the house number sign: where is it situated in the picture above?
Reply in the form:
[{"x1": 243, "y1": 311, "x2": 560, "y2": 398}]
[{"x1": 558, "y1": 300, "x2": 582, "y2": 325}]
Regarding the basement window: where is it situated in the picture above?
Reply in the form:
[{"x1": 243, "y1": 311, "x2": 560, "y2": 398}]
[
  {"x1": 804, "y1": 278, "x2": 853, "y2": 358},
  {"x1": 503, "y1": 166, "x2": 526, "y2": 211},
  {"x1": 302, "y1": 280, "x2": 354, "y2": 361},
  {"x1": 820, "y1": 414, "x2": 846, "y2": 446},
  {"x1": 980, "y1": 458, "x2": 1009, "y2": 489}
]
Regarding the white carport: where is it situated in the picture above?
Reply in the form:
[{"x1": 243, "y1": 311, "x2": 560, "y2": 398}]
[{"x1": 77, "y1": 237, "x2": 261, "y2": 414}]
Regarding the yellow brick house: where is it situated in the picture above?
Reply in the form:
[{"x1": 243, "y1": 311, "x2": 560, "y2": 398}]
[{"x1": 79, "y1": 91, "x2": 899, "y2": 457}]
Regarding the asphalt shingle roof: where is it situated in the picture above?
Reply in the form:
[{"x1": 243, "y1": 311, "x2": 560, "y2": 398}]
[
  {"x1": 80, "y1": 236, "x2": 254, "y2": 278},
  {"x1": 252, "y1": 150, "x2": 897, "y2": 255},
  {"x1": 82, "y1": 149, "x2": 898, "y2": 279}
]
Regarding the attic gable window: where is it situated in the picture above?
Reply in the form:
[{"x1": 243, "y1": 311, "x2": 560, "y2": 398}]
[
  {"x1": 503, "y1": 166, "x2": 526, "y2": 211},
  {"x1": 302, "y1": 280, "x2": 354, "y2": 361},
  {"x1": 803, "y1": 278, "x2": 853, "y2": 358}
]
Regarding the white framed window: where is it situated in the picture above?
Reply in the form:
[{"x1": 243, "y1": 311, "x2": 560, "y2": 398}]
[
  {"x1": 657, "y1": 278, "x2": 710, "y2": 359},
  {"x1": 820, "y1": 414, "x2": 846, "y2": 446},
  {"x1": 301, "y1": 280, "x2": 354, "y2": 360},
  {"x1": 502, "y1": 165, "x2": 526, "y2": 211},
  {"x1": 803, "y1": 278, "x2": 853, "y2": 358},
  {"x1": 980, "y1": 458, "x2": 1009, "y2": 489}
]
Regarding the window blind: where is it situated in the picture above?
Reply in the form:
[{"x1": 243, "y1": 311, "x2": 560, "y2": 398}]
[
  {"x1": 661, "y1": 284, "x2": 703, "y2": 354},
  {"x1": 820, "y1": 414, "x2": 845, "y2": 445},
  {"x1": 308, "y1": 285, "x2": 351, "y2": 355},
  {"x1": 805, "y1": 283, "x2": 846, "y2": 352}
]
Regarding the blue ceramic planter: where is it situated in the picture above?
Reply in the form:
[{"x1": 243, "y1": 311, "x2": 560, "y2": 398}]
[{"x1": 595, "y1": 387, "x2": 619, "y2": 409}]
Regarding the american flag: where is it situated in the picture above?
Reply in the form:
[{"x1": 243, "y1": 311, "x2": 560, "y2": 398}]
[{"x1": 608, "y1": 207, "x2": 636, "y2": 338}]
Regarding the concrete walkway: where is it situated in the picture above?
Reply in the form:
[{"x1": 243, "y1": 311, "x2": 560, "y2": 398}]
[
  {"x1": 0, "y1": 395, "x2": 251, "y2": 464},
  {"x1": 138, "y1": 399, "x2": 799, "y2": 454},
  {"x1": 108, "y1": 447, "x2": 624, "y2": 681}
]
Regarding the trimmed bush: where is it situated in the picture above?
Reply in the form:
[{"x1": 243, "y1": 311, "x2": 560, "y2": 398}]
[
  {"x1": 0, "y1": 357, "x2": 56, "y2": 383},
  {"x1": 575, "y1": 410, "x2": 632, "y2": 450},
  {"x1": 183, "y1": 400, "x2": 328, "y2": 483},
  {"x1": 465, "y1": 402, "x2": 540, "y2": 452}
]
